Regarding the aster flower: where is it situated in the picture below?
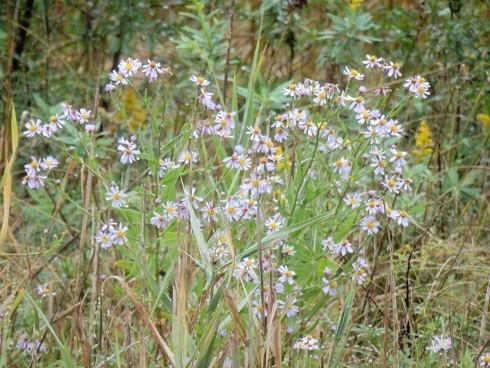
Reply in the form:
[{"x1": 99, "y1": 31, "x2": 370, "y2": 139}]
[
  {"x1": 277, "y1": 266, "x2": 296, "y2": 285},
  {"x1": 283, "y1": 83, "x2": 299, "y2": 98},
  {"x1": 49, "y1": 114, "x2": 65, "y2": 129},
  {"x1": 95, "y1": 231, "x2": 114, "y2": 249},
  {"x1": 39, "y1": 156, "x2": 58, "y2": 170},
  {"x1": 278, "y1": 299, "x2": 299, "y2": 317},
  {"x1": 117, "y1": 137, "x2": 140, "y2": 164},
  {"x1": 106, "y1": 185, "x2": 127, "y2": 208},
  {"x1": 343, "y1": 66, "x2": 364, "y2": 80},
  {"x1": 282, "y1": 244, "x2": 296, "y2": 256},
  {"x1": 142, "y1": 60, "x2": 164, "y2": 83},
  {"x1": 150, "y1": 212, "x2": 168, "y2": 229},
  {"x1": 480, "y1": 353, "x2": 490, "y2": 366},
  {"x1": 178, "y1": 150, "x2": 198, "y2": 164},
  {"x1": 110, "y1": 70, "x2": 128, "y2": 85},
  {"x1": 37, "y1": 283, "x2": 56, "y2": 298},
  {"x1": 109, "y1": 223, "x2": 129, "y2": 245},
  {"x1": 201, "y1": 202, "x2": 218, "y2": 222},
  {"x1": 360, "y1": 215, "x2": 381, "y2": 235},
  {"x1": 397, "y1": 211, "x2": 409, "y2": 227},
  {"x1": 362, "y1": 54, "x2": 383, "y2": 68},
  {"x1": 322, "y1": 236, "x2": 335, "y2": 252},
  {"x1": 344, "y1": 193, "x2": 362, "y2": 209},
  {"x1": 23, "y1": 119, "x2": 42, "y2": 137},
  {"x1": 76, "y1": 108, "x2": 91, "y2": 124},
  {"x1": 118, "y1": 58, "x2": 142, "y2": 77},
  {"x1": 322, "y1": 278, "x2": 338, "y2": 296},
  {"x1": 426, "y1": 334, "x2": 451, "y2": 354},
  {"x1": 335, "y1": 239, "x2": 354, "y2": 256},
  {"x1": 190, "y1": 75, "x2": 210, "y2": 86},
  {"x1": 384, "y1": 61, "x2": 402, "y2": 78}
]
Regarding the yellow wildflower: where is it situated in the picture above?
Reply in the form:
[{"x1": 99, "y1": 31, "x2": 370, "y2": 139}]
[{"x1": 413, "y1": 120, "x2": 433, "y2": 160}]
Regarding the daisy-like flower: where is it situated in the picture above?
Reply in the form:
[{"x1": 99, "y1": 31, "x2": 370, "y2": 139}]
[
  {"x1": 385, "y1": 207, "x2": 400, "y2": 221},
  {"x1": 142, "y1": 60, "x2": 163, "y2": 83},
  {"x1": 360, "y1": 215, "x2": 381, "y2": 235},
  {"x1": 397, "y1": 211, "x2": 409, "y2": 227},
  {"x1": 283, "y1": 83, "x2": 299, "y2": 98},
  {"x1": 374, "y1": 85, "x2": 391, "y2": 97},
  {"x1": 224, "y1": 198, "x2": 241, "y2": 221},
  {"x1": 344, "y1": 193, "x2": 361, "y2": 209},
  {"x1": 389, "y1": 148, "x2": 408, "y2": 167},
  {"x1": 335, "y1": 239, "x2": 353, "y2": 256},
  {"x1": 347, "y1": 96, "x2": 365, "y2": 113},
  {"x1": 41, "y1": 122, "x2": 56, "y2": 138},
  {"x1": 332, "y1": 157, "x2": 351, "y2": 177},
  {"x1": 381, "y1": 175, "x2": 401, "y2": 193},
  {"x1": 105, "y1": 83, "x2": 116, "y2": 93},
  {"x1": 278, "y1": 299, "x2": 299, "y2": 317},
  {"x1": 414, "y1": 82, "x2": 431, "y2": 99},
  {"x1": 150, "y1": 212, "x2": 168, "y2": 229},
  {"x1": 22, "y1": 173, "x2": 46, "y2": 189},
  {"x1": 17, "y1": 332, "x2": 30, "y2": 350},
  {"x1": 352, "y1": 263, "x2": 368, "y2": 284},
  {"x1": 384, "y1": 61, "x2": 402, "y2": 78},
  {"x1": 24, "y1": 156, "x2": 40, "y2": 175},
  {"x1": 277, "y1": 266, "x2": 296, "y2": 285},
  {"x1": 480, "y1": 353, "x2": 490, "y2": 366},
  {"x1": 313, "y1": 88, "x2": 328, "y2": 105},
  {"x1": 213, "y1": 245, "x2": 229, "y2": 264},
  {"x1": 322, "y1": 278, "x2": 338, "y2": 296},
  {"x1": 246, "y1": 126, "x2": 262, "y2": 141},
  {"x1": 49, "y1": 114, "x2": 65, "y2": 129},
  {"x1": 109, "y1": 223, "x2": 129, "y2": 245},
  {"x1": 23, "y1": 119, "x2": 42, "y2": 137},
  {"x1": 118, "y1": 58, "x2": 142, "y2": 77},
  {"x1": 398, "y1": 177, "x2": 413, "y2": 191},
  {"x1": 162, "y1": 201, "x2": 178, "y2": 220},
  {"x1": 178, "y1": 150, "x2": 198, "y2": 164},
  {"x1": 282, "y1": 244, "x2": 296, "y2": 256},
  {"x1": 298, "y1": 120, "x2": 318, "y2": 137},
  {"x1": 159, "y1": 158, "x2": 180, "y2": 176},
  {"x1": 362, "y1": 54, "x2": 383, "y2": 68},
  {"x1": 76, "y1": 108, "x2": 91, "y2": 124},
  {"x1": 404, "y1": 75, "x2": 421, "y2": 93},
  {"x1": 198, "y1": 89, "x2": 216, "y2": 110},
  {"x1": 343, "y1": 66, "x2": 364, "y2": 80},
  {"x1": 252, "y1": 299, "x2": 267, "y2": 318},
  {"x1": 40, "y1": 156, "x2": 59, "y2": 170},
  {"x1": 190, "y1": 75, "x2": 210, "y2": 86},
  {"x1": 234, "y1": 257, "x2": 258, "y2": 283},
  {"x1": 95, "y1": 231, "x2": 114, "y2": 249},
  {"x1": 117, "y1": 137, "x2": 140, "y2": 164},
  {"x1": 355, "y1": 109, "x2": 371, "y2": 125},
  {"x1": 371, "y1": 157, "x2": 387, "y2": 175},
  {"x1": 237, "y1": 154, "x2": 252, "y2": 171},
  {"x1": 201, "y1": 201, "x2": 218, "y2": 222},
  {"x1": 274, "y1": 125, "x2": 288, "y2": 142},
  {"x1": 426, "y1": 334, "x2": 451, "y2": 354},
  {"x1": 37, "y1": 283, "x2": 56, "y2": 298},
  {"x1": 322, "y1": 236, "x2": 335, "y2": 252},
  {"x1": 110, "y1": 70, "x2": 128, "y2": 85},
  {"x1": 106, "y1": 184, "x2": 127, "y2": 208}
]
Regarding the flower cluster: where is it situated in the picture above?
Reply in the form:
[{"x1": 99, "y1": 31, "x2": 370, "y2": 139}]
[
  {"x1": 426, "y1": 334, "x2": 452, "y2": 354},
  {"x1": 107, "y1": 57, "x2": 171, "y2": 90},
  {"x1": 95, "y1": 219, "x2": 129, "y2": 249},
  {"x1": 17, "y1": 332, "x2": 47, "y2": 355},
  {"x1": 293, "y1": 335, "x2": 320, "y2": 351}
]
